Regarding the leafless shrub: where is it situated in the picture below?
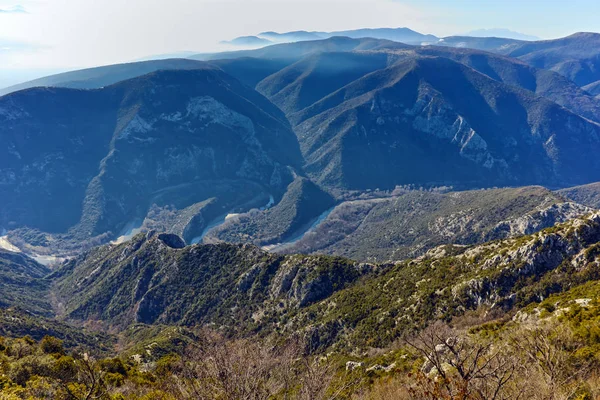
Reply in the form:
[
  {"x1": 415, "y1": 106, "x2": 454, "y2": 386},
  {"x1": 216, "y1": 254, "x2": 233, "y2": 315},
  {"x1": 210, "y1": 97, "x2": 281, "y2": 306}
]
[
  {"x1": 161, "y1": 330, "x2": 356, "y2": 400},
  {"x1": 508, "y1": 320, "x2": 596, "y2": 400},
  {"x1": 404, "y1": 321, "x2": 522, "y2": 400}
]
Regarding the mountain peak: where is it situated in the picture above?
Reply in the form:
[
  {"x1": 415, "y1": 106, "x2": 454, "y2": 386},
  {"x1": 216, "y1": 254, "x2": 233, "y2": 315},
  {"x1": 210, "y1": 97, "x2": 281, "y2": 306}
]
[{"x1": 565, "y1": 32, "x2": 600, "y2": 40}]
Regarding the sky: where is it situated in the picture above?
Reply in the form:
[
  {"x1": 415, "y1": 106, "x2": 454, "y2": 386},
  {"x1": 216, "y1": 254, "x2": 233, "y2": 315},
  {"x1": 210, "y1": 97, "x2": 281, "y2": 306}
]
[{"x1": 0, "y1": 0, "x2": 599, "y2": 82}]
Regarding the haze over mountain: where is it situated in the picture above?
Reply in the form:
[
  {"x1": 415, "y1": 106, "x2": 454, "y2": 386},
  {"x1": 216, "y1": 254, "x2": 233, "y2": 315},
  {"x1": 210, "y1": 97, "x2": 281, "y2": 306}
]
[
  {"x1": 439, "y1": 32, "x2": 600, "y2": 87},
  {"x1": 191, "y1": 36, "x2": 408, "y2": 62},
  {"x1": 258, "y1": 30, "x2": 324, "y2": 43},
  {"x1": 462, "y1": 28, "x2": 540, "y2": 41},
  {"x1": 224, "y1": 27, "x2": 438, "y2": 48},
  {"x1": 220, "y1": 36, "x2": 273, "y2": 47},
  {"x1": 0, "y1": 59, "x2": 210, "y2": 97},
  {"x1": 0, "y1": 38, "x2": 405, "y2": 96}
]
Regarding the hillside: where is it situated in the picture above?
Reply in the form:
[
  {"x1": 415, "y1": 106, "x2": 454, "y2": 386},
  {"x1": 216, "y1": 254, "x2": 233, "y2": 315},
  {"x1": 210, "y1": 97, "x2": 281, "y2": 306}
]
[
  {"x1": 205, "y1": 176, "x2": 336, "y2": 246},
  {"x1": 278, "y1": 186, "x2": 593, "y2": 262},
  {"x1": 3, "y1": 206, "x2": 600, "y2": 398},
  {"x1": 0, "y1": 250, "x2": 51, "y2": 315},
  {"x1": 292, "y1": 56, "x2": 600, "y2": 190},
  {"x1": 0, "y1": 68, "x2": 301, "y2": 250},
  {"x1": 557, "y1": 182, "x2": 600, "y2": 209},
  {"x1": 506, "y1": 32, "x2": 600, "y2": 87},
  {"x1": 284, "y1": 211, "x2": 600, "y2": 350},
  {"x1": 209, "y1": 57, "x2": 293, "y2": 88},
  {"x1": 51, "y1": 232, "x2": 365, "y2": 330},
  {"x1": 46, "y1": 211, "x2": 600, "y2": 353},
  {"x1": 0, "y1": 308, "x2": 115, "y2": 351},
  {"x1": 256, "y1": 52, "x2": 393, "y2": 114},
  {"x1": 414, "y1": 46, "x2": 600, "y2": 123}
]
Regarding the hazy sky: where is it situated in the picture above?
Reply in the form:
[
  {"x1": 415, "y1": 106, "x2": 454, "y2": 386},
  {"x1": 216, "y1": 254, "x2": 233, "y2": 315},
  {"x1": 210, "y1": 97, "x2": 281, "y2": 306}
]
[{"x1": 0, "y1": 0, "x2": 599, "y2": 71}]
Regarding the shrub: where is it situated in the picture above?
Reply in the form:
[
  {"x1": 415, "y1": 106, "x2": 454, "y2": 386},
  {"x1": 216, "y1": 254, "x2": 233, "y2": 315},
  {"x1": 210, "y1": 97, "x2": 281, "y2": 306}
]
[{"x1": 40, "y1": 336, "x2": 65, "y2": 356}]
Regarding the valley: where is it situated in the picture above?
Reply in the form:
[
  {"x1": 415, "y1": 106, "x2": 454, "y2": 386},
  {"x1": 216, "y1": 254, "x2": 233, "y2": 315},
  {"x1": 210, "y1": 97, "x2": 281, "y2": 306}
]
[{"x1": 3, "y1": 23, "x2": 600, "y2": 399}]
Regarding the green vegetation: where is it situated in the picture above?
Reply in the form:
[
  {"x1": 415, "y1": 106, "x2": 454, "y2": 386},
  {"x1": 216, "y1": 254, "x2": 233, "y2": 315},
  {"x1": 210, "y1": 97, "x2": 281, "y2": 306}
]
[
  {"x1": 0, "y1": 308, "x2": 114, "y2": 353},
  {"x1": 0, "y1": 251, "x2": 51, "y2": 316},
  {"x1": 558, "y1": 182, "x2": 600, "y2": 209},
  {"x1": 3, "y1": 204, "x2": 600, "y2": 398},
  {"x1": 50, "y1": 232, "x2": 364, "y2": 332},
  {"x1": 284, "y1": 186, "x2": 581, "y2": 262}
]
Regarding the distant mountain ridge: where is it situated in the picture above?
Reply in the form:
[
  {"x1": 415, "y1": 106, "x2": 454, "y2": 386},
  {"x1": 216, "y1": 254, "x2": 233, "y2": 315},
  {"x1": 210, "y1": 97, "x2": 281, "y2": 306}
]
[
  {"x1": 7, "y1": 32, "x2": 600, "y2": 99},
  {"x1": 220, "y1": 36, "x2": 273, "y2": 47},
  {"x1": 463, "y1": 28, "x2": 540, "y2": 41},
  {"x1": 439, "y1": 32, "x2": 600, "y2": 87},
  {"x1": 0, "y1": 58, "x2": 210, "y2": 96},
  {"x1": 224, "y1": 27, "x2": 438, "y2": 48}
]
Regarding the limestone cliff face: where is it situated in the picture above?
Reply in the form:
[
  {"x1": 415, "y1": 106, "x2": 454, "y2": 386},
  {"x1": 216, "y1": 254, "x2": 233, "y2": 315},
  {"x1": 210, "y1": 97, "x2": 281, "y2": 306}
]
[
  {"x1": 293, "y1": 57, "x2": 600, "y2": 190},
  {"x1": 485, "y1": 202, "x2": 594, "y2": 240}
]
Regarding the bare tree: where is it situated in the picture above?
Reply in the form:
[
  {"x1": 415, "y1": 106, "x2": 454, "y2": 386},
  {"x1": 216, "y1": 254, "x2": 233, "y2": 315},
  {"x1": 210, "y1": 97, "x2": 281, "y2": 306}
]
[
  {"x1": 509, "y1": 321, "x2": 594, "y2": 400},
  {"x1": 404, "y1": 321, "x2": 521, "y2": 400},
  {"x1": 170, "y1": 333, "x2": 278, "y2": 400},
  {"x1": 163, "y1": 330, "x2": 359, "y2": 400}
]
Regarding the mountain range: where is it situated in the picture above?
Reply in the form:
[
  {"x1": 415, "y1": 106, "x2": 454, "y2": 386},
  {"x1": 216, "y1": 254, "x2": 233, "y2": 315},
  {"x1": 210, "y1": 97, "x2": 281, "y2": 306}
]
[
  {"x1": 4, "y1": 25, "x2": 600, "y2": 398},
  {"x1": 221, "y1": 27, "x2": 438, "y2": 49},
  {"x1": 2, "y1": 34, "x2": 600, "y2": 256},
  {"x1": 221, "y1": 27, "x2": 538, "y2": 50}
]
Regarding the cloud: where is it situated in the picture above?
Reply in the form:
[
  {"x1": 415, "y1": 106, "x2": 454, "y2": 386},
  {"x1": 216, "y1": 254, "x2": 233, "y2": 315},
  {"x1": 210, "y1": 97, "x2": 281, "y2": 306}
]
[{"x1": 0, "y1": 4, "x2": 26, "y2": 13}]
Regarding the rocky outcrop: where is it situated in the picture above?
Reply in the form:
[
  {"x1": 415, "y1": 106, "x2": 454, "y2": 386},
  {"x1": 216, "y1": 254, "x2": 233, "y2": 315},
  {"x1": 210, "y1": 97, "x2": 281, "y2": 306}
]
[
  {"x1": 486, "y1": 202, "x2": 593, "y2": 240},
  {"x1": 453, "y1": 212, "x2": 600, "y2": 308},
  {"x1": 156, "y1": 233, "x2": 186, "y2": 249}
]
